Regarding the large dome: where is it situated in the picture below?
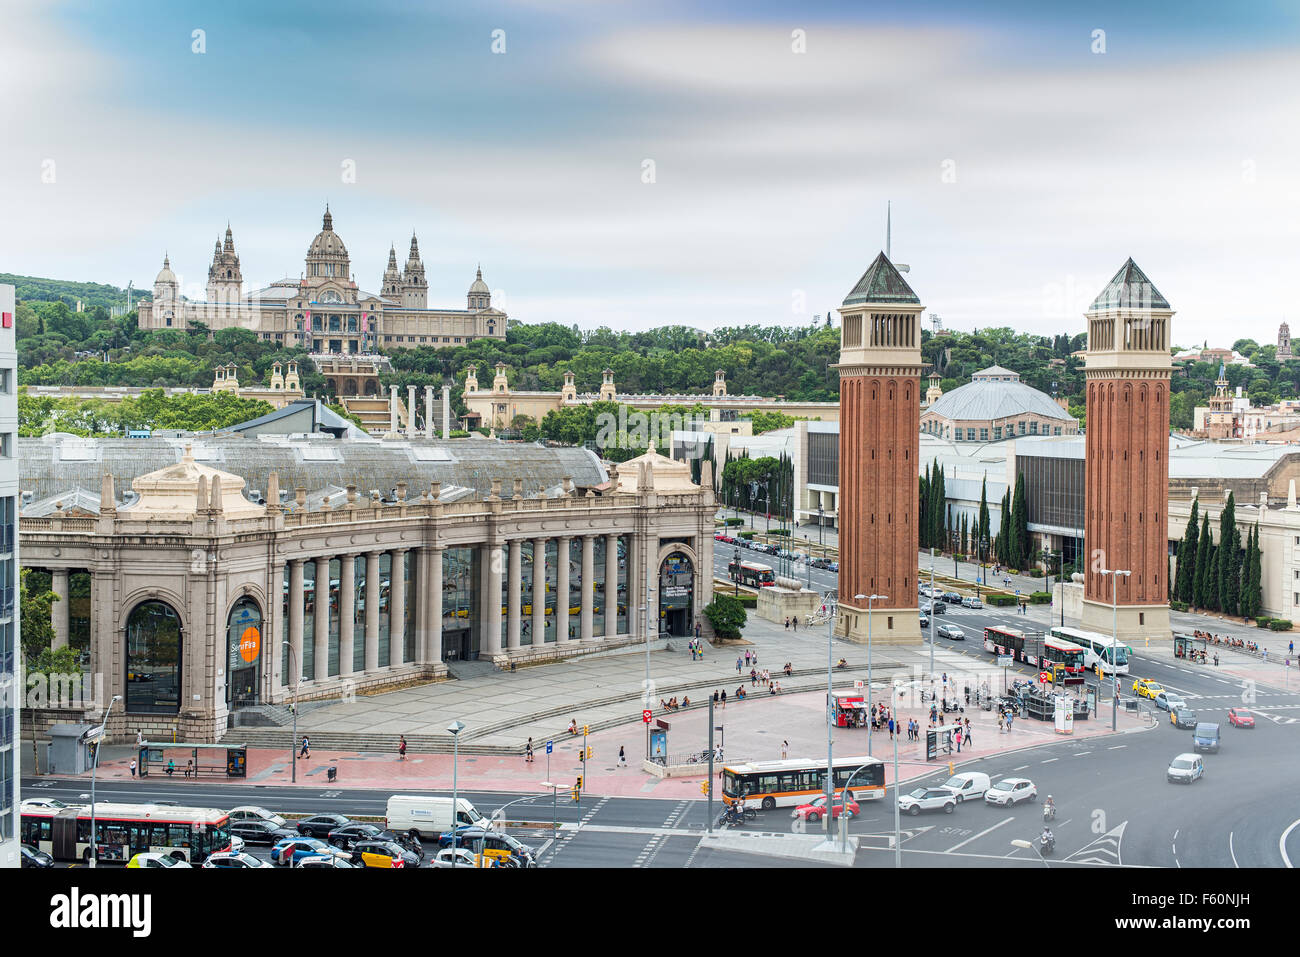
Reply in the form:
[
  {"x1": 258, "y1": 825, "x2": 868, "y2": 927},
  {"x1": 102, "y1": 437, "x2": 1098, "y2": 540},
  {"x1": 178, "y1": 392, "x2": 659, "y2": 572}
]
[
  {"x1": 306, "y1": 206, "x2": 349, "y2": 260},
  {"x1": 926, "y1": 370, "x2": 1074, "y2": 423}
]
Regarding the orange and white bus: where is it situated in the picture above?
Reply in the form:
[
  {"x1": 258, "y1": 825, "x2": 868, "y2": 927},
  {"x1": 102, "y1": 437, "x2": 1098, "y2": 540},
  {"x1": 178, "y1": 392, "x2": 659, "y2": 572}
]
[
  {"x1": 728, "y1": 560, "x2": 776, "y2": 588},
  {"x1": 983, "y1": 626, "x2": 1087, "y2": 684},
  {"x1": 721, "y1": 756, "x2": 885, "y2": 810},
  {"x1": 20, "y1": 801, "x2": 232, "y2": 865}
]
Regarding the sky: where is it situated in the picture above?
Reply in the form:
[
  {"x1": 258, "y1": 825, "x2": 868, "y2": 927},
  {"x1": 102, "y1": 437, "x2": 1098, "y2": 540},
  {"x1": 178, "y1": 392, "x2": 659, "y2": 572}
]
[{"x1": 1, "y1": 0, "x2": 1298, "y2": 344}]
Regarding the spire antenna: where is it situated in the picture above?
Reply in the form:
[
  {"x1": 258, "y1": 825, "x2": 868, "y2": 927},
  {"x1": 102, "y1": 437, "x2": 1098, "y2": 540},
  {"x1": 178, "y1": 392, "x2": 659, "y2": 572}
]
[{"x1": 886, "y1": 201, "x2": 891, "y2": 260}]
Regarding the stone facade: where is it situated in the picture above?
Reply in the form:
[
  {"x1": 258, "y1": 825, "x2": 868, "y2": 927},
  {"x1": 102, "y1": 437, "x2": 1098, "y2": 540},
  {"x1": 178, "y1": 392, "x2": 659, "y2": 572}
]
[
  {"x1": 1081, "y1": 259, "x2": 1173, "y2": 640},
  {"x1": 834, "y1": 252, "x2": 923, "y2": 645}
]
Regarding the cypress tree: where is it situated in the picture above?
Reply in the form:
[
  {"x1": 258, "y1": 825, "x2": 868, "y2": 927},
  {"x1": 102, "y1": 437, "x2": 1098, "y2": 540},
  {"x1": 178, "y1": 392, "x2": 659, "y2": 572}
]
[
  {"x1": 1239, "y1": 524, "x2": 1255, "y2": 619},
  {"x1": 1008, "y1": 476, "x2": 1028, "y2": 569},
  {"x1": 978, "y1": 477, "x2": 990, "y2": 561},
  {"x1": 1193, "y1": 512, "x2": 1214, "y2": 610},
  {"x1": 1217, "y1": 492, "x2": 1240, "y2": 615},
  {"x1": 935, "y1": 465, "x2": 947, "y2": 548},
  {"x1": 1250, "y1": 522, "x2": 1263, "y2": 618},
  {"x1": 1175, "y1": 500, "x2": 1199, "y2": 602}
]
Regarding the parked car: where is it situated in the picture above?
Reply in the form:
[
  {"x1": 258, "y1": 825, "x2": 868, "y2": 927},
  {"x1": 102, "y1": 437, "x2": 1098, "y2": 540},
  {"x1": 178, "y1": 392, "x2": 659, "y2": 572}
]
[
  {"x1": 430, "y1": 847, "x2": 482, "y2": 868},
  {"x1": 296, "y1": 813, "x2": 353, "y2": 838},
  {"x1": 272, "y1": 837, "x2": 351, "y2": 867},
  {"x1": 942, "y1": 592, "x2": 962, "y2": 604},
  {"x1": 983, "y1": 777, "x2": 1037, "y2": 806},
  {"x1": 1228, "y1": 708, "x2": 1255, "y2": 728},
  {"x1": 229, "y1": 819, "x2": 298, "y2": 846},
  {"x1": 898, "y1": 787, "x2": 956, "y2": 815},
  {"x1": 1153, "y1": 691, "x2": 1186, "y2": 712},
  {"x1": 327, "y1": 822, "x2": 399, "y2": 849},
  {"x1": 960, "y1": 596, "x2": 983, "y2": 609},
  {"x1": 21, "y1": 845, "x2": 55, "y2": 868},
  {"x1": 919, "y1": 601, "x2": 933, "y2": 614},
  {"x1": 826, "y1": 562, "x2": 839, "y2": 572},
  {"x1": 1170, "y1": 707, "x2": 1198, "y2": 729},
  {"x1": 792, "y1": 796, "x2": 859, "y2": 822},
  {"x1": 1192, "y1": 722, "x2": 1221, "y2": 753},
  {"x1": 202, "y1": 851, "x2": 273, "y2": 869},
  {"x1": 350, "y1": 839, "x2": 421, "y2": 869},
  {"x1": 21, "y1": 798, "x2": 72, "y2": 811},
  {"x1": 936, "y1": 624, "x2": 965, "y2": 641},
  {"x1": 1167, "y1": 752, "x2": 1204, "y2": 784},
  {"x1": 228, "y1": 805, "x2": 289, "y2": 829},
  {"x1": 1132, "y1": 678, "x2": 1164, "y2": 699},
  {"x1": 295, "y1": 854, "x2": 357, "y2": 869},
  {"x1": 437, "y1": 827, "x2": 537, "y2": 867},
  {"x1": 125, "y1": 852, "x2": 190, "y2": 869},
  {"x1": 919, "y1": 613, "x2": 930, "y2": 629}
]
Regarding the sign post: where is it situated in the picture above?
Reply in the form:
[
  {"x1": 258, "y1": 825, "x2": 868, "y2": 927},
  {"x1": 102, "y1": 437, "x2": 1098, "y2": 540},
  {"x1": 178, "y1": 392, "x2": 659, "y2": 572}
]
[{"x1": 643, "y1": 708, "x2": 652, "y2": 763}]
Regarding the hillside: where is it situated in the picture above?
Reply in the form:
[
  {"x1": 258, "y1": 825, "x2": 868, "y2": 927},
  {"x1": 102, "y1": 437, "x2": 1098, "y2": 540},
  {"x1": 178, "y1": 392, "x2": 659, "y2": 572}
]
[{"x1": 0, "y1": 272, "x2": 151, "y2": 311}]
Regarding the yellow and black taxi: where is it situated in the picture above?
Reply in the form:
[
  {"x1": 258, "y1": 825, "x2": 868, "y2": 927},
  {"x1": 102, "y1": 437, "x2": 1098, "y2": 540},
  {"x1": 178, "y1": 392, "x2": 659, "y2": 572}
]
[
  {"x1": 1170, "y1": 706, "x2": 1198, "y2": 729},
  {"x1": 349, "y1": 839, "x2": 421, "y2": 869},
  {"x1": 1131, "y1": 678, "x2": 1164, "y2": 699}
]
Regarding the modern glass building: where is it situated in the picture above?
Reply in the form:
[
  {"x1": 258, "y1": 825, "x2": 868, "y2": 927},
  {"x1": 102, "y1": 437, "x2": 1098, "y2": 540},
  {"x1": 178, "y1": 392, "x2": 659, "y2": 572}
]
[{"x1": 0, "y1": 283, "x2": 18, "y2": 868}]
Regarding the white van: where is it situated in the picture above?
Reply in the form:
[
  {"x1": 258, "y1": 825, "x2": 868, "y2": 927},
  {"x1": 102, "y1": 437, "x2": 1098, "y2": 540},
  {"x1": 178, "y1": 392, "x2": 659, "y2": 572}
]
[
  {"x1": 938, "y1": 771, "x2": 991, "y2": 803},
  {"x1": 1166, "y1": 753, "x2": 1204, "y2": 784},
  {"x1": 385, "y1": 795, "x2": 485, "y2": 839}
]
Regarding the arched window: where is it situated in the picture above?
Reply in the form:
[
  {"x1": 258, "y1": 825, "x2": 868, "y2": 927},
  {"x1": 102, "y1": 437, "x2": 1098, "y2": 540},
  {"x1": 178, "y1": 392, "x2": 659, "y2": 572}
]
[
  {"x1": 125, "y1": 600, "x2": 183, "y2": 714},
  {"x1": 226, "y1": 597, "x2": 263, "y2": 707}
]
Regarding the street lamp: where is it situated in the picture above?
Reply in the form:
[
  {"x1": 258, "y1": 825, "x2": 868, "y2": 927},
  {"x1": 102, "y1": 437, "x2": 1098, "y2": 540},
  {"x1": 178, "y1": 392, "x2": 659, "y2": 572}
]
[
  {"x1": 281, "y1": 641, "x2": 299, "y2": 783},
  {"x1": 86, "y1": 694, "x2": 122, "y2": 868},
  {"x1": 818, "y1": 502, "x2": 824, "y2": 548},
  {"x1": 733, "y1": 547, "x2": 740, "y2": 597},
  {"x1": 859, "y1": 593, "x2": 886, "y2": 757},
  {"x1": 928, "y1": 557, "x2": 937, "y2": 679},
  {"x1": 977, "y1": 537, "x2": 988, "y2": 598},
  {"x1": 1098, "y1": 568, "x2": 1130, "y2": 732},
  {"x1": 809, "y1": 599, "x2": 839, "y2": 836},
  {"x1": 447, "y1": 719, "x2": 466, "y2": 854},
  {"x1": 1010, "y1": 838, "x2": 1050, "y2": 868}
]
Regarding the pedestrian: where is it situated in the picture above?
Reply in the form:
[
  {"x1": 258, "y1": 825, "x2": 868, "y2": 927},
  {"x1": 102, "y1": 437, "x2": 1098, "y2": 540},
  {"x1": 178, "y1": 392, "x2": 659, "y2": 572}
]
[
  {"x1": 792, "y1": 617, "x2": 797, "y2": 632},
  {"x1": 525, "y1": 737, "x2": 534, "y2": 763},
  {"x1": 695, "y1": 621, "x2": 701, "y2": 640},
  {"x1": 964, "y1": 684, "x2": 970, "y2": 706},
  {"x1": 618, "y1": 745, "x2": 628, "y2": 768},
  {"x1": 129, "y1": 759, "x2": 137, "y2": 777},
  {"x1": 720, "y1": 689, "x2": 727, "y2": 708},
  {"x1": 399, "y1": 735, "x2": 407, "y2": 760},
  {"x1": 1291, "y1": 640, "x2": 1295, "y2": 657},
  {"x1": 1006, "y1": 713, "x2": 1013, "y2": 732},
  {"x1": 998, "y1": 714, "x2": 1005, "y2": 734},
  {"x1": 135, "y1": 729, "x2": 143, "y2": 749},
  {"x1": 751, "y1": 668, "x2": 757, "y2": 686},
  {"x1": 166, "y1": 759, "x2": 175, "y2": 777},
  {"x1": 781, "y1": 739, "x2": 788, "y2": 759},
  {"x1": 185, "y1": 758, "x2": 194, "y2": 778},
  {"x1": 745, "y1": 650, "x2": 751, "y2": 666},
  {"x1": 955, "y1": 728, "x2": 962, "y2": 753},
  {"x1": 713, "y1": 690, "x2": 719, "y2": 705},
  {"x1": 752, "y1": 650, "x2": 758, "y2": 665},
  {"x1": 888, "y1": 716, "x2": 895, "y2": 739},
  {"x1": 735, "y1": 655, "x2": 743, "y2": 674},
  {"x1": 300, "y1": 735, "x2": 310, "y2": 758},
  {"x1": 785, "y1": 617, "x2": 790, "y2": 630},
  {"x1": 963, "y1": 722, "x2": 972, "y2": 749}
]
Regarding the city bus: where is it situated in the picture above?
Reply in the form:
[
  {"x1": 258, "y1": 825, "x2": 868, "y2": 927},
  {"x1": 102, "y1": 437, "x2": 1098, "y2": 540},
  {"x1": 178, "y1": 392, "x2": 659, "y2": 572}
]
[
  {"x1": 721, "y1": 756, "x2": 885, "y2": 810},
  {"x1": 1050, "y1": 626, "x2": 1130, "y2": 675},
  {"x1": 20, "y1": 801, "x2": 232, "y2": 865},
  {"x1": 728, "y1": 560, "x2": 776, "y2": 588},
  {"x1": 983, "y1": 626, "x2": 1087, "y2": 685}
]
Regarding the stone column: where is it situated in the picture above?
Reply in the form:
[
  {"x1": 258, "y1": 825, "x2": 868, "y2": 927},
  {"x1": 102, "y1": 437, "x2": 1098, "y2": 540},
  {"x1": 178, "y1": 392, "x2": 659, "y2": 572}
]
[
  {"x1": 556, "y1": 536, "x2": 571, "y2": 644},
  {"x1": 424, "y1": 386, "x2": 434, "y2": 439},
  {"x1": 580, "y1": 535, "x2": 595, "y2": 641},
  {"x1": 427, "y1": 546, "x2": 444, "y2": 664},
  {"x1": 338, "y1": 554, "x2": 356, "y2": 675},
  {"x1": 627, "y1": 532, "x2": 641, "y2": 639},
  {"x1": 390, "y1": 550, "x2": 407, "y2": 667},
  {"x1": 442, "y1": 384, "x2": 451, "y2": 438},
  {"x1": 605, "y1": 534, "x2": 620, "y2": 637},
  {"x1": 507, "y1": 540, "x2": 522, "y2": 650},
  {"x1": 365, "y1": 552, "x2": 381, "y2": 672},
  {"x1": 532, "y1": 538, "x2": 546, "y2": 643},
  {"x1": 482, "y1": 544, "x2": 503, "y2": 656},
  {"x1": 288, "y1": 559, "x2": 305, "y2": 687},
  {"x1": 313, "y1": 557, "x2": 331, "y2": 681},
  {"x1": 389, "y1": 384, "x2": 399, "y2": 434},
  {"x1": 51, "y1": 568, "x2": 70, "y2": 650},
  {"x1": 406, "y1": 385, "x2": 417, "y2": 437}
]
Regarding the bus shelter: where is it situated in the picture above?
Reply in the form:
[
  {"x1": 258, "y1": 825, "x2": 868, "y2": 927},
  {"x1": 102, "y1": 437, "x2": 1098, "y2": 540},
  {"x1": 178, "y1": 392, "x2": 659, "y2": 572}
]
[
  {"x1": 828, "y1": 691, "x2": 866, "y2": 728},
  {"x1": 139, "y1": 742, "x2": 248, "y2": 778},
  {"x1": 1173, "y1": 633, "x2": 1207, "y2": 662}
]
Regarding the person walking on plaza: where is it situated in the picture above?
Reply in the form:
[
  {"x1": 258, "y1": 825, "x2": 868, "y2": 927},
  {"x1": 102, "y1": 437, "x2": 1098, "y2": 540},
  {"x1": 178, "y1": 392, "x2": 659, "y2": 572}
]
[
  {"x1": 888, "y1": 715, "x2": 895, "y2": 740},
  {"x1": 129, "y1": 758, "x2": 137, "y2": 777},
  {"x1": 745, "y1": 649, "x2": 751, "y2": 666},
  {"x1": 781, "y1": 739, "x2": 788, "y2": 759},
  {"x1": 998, "y1": 713, "x2": 1005, "y2": 734},
  {"x1": 954, "y1": 727, "x2": 962, "y2": 753},
  {"x1": 785, "y1": 617, "x2": 790, "y2": 630},
  {"x1": 618, "y1": 745, "x2": 628, "y2": 768},
  {"x1": 792, "y1": 617, "x2": 797, "y2": 632},
  {"x1": 720, "y1": 689, "x2": 727, "y2": 708},
  {"x1": 963, "y1": 719, "x2": 972, "y2": 749},
  {"x1": 135, "y1": 729, "x2": 143, "y2": 749},
  {"x1": 737, "y1": 656, "x2": 743, "y2": 674},
  {"x1": 300, "y1": 735, "x2": 310, "y2": 758},
  {"x1": 399, "y1": 735, "x2": 407, "y2": 760},
  {"x1": 525, "y1": 737, "x2": 534, "y2": 763}
]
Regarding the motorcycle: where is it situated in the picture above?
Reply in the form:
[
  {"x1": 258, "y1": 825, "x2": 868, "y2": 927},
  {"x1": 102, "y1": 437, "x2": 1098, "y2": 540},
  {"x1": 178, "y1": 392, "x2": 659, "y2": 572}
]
[
  {"x1": 1042, "y1": 804, "x2": 1056, "y2": 822},
  {"x1": 1039, "y1": 833, "x2": 1055, "y2": 856}
]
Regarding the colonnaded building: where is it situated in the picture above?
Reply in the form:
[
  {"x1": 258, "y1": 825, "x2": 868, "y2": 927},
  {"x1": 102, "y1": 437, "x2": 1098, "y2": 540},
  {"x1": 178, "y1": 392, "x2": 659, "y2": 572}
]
[
  {"x1": 136, "y1": 206, "x2": 507, "y2": 353},
  {"x1": 19, "y1": 433, "x2": 714, "y2": 742}
]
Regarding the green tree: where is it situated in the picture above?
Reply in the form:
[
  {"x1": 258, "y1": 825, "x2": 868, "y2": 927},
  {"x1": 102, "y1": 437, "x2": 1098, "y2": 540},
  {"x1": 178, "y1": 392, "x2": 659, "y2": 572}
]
[
  {"x1": 1217, "y1": 491, "x2": 1240, "y2": 615},
  {"x1": 977, "y1": 477, "x2": 991, "y2": 561},
  {"x1": 703, "y1": 595, "x2": 748, "y2": 639},
  {"x1": 1174, "y1": 499, "x2": 1199, "y2": 603},
  {"x1": 20, "y1": 567, "x2": 58, "y2": 662},
  {"x1": 1193, "y1": 512, "x2": 1214, "y2": 610}
]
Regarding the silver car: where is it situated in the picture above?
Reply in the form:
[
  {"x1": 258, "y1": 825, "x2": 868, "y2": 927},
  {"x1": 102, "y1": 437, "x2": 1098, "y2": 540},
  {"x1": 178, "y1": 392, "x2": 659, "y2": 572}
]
[
  {"x1": 983, "y1": 777, "x2": 1037, "y2": 806},
  {"x1": 1154, "y1": 691, "x2": 1186, "y2": 713},
  {"x1": 937, "y1": 624, "x2": 965, "y2": 641},
  {"x1": 897, "y1": 787, "x2": 956, "y2": 815}
]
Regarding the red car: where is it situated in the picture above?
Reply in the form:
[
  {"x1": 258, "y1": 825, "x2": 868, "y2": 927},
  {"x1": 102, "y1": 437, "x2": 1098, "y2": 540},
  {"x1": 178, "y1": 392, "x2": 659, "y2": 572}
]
[
  {"x1": 1228, "y1": 708, "x2": 1255, "y2": 728},
  {"x1": 792, "y1": 796, "x2": 859, "y2": 823}
]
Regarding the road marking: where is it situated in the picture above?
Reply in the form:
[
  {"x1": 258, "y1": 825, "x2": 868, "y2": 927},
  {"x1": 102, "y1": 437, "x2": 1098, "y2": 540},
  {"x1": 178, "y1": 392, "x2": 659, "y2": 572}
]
[
  {"x1": 1041, "y1": 757, "x2": 1058, "y2": 763},
  {"x1": 1107, "y1": 745, "x2": 1126, "y2": 750},
  {"x1": 1229, "y1": 832, "x2": 1238, "y2": 869},
  {"x1": 1012, "y1": 765, "x2": 1029, "y2": 771},
  {"x1": 1073, "y1": 751, "x2": 1092, "y2": 757},
  {"x1": 945, "y1": 816, "x2": 1013, "y2": 853},
  {"x1": 1281, "y1": 819, "x2": 1300, "y2": 868}
]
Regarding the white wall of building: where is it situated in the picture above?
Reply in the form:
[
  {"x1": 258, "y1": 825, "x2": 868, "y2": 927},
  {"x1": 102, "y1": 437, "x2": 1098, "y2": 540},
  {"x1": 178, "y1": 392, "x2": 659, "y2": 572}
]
[{"x1": 0, "y1": 284, "x2": 18, "y2": 868}]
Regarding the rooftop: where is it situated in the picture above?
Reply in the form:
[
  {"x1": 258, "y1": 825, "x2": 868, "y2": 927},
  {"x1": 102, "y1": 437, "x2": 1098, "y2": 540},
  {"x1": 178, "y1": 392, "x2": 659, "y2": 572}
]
[{"x1": 842, "y1": 252, "x2": 921, "y2": 306}]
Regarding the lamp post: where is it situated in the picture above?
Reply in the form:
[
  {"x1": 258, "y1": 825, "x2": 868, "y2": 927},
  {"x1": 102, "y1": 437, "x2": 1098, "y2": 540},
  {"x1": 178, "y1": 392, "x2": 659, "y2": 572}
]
[
  {"x1": 809, "y1": 599, "x2": 838, "y2": 836},
  {"x1": 281, "y1": 640, "x2": 299, "y2": 783},
  {"x1": 86, "y1": 694, "x2": 121, "y2": 868},
  {"x1": 447, "y1": 719, "x2": 465, "y2": 854},
  {"x1": 1010, "y1": 838, "x2": 1050, "y2": 868},
  {"x1": 1099, "y1": 568, "x2": 1130, "y2": 732},
  {"x1": 733, "y1": 547, "x2": 740, "y2": 597},
  {"x1": 977, "y1": 537, "x2": 988, "y2": 598},
  {"x1": 818, "y1": 502, "x2": 824, "y2": 548},
  {"x1": 928, "y1": 557, "x2": 937, "y2": 679},
  {"x1": 859, "y1": 593, "x2": 885, "y2": 757}
]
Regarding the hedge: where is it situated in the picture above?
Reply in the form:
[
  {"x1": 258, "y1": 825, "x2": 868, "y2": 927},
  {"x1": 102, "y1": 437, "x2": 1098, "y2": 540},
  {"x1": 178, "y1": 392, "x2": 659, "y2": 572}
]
[
  {"x1": 724, "y1": 518, "x2": 745, "y2": 527},
  {"x1": 1170, "y1": 600, "x2": 1189, "y2": 612},
  {"x1": 1256, "y1": 616, "x2": 1271, "y2": 627},
  {"x1": 1006, "y1": 568, "x2": 1021, "y2": 576},
  {"x1": 1028, "y1": 591, "x2": 1052, "y2": 604},
  {"x1": 734, "y1": 594, "x2": 758, "y2": 608},
  {"x1": 738, "y1": 530, "x2": 755, "y2": 539},
  {"x1": 767, "y1": 528, "x2": 791, "y2": 537},
  {"x1": 1269, "y1": 619, "x2": 1293, "y2": 631},
  {"x1": 954, "y1": 554, "x2": 966, "y2": 562},
  {"x1": 985, "y1": 593, "x2": 1017, "y2": 606}
]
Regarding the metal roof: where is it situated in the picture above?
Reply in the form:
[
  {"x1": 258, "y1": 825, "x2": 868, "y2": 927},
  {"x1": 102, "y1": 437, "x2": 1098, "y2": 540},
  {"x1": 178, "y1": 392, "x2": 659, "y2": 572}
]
[
  {"x1": 842, "y1": 252, "x2": 920, "y2": 306},
  {"x1": 925, "y1": 378, "x2": 1074, "y2": 423},
  {"x1": 1089, "y1": 258, "x2": 1171, "y2": 312}
]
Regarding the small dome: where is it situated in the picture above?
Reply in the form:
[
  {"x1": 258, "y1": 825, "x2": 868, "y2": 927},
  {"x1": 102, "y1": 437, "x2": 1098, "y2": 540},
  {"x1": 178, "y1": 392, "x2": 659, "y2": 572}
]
[
  {"x1": 469, "y1": 266, "x2": 489, "y2": 295},
  {"x1": 307, "y1": 205, "x2": 349, "y2": 260},
  {"x1": 155, "y1": 255, "x2": 177, "y2": 284}
]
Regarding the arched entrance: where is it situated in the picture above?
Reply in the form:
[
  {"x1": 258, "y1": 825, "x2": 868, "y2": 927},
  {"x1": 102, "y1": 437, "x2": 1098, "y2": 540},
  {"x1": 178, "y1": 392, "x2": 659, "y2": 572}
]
[
  {"x1": 658, "y1": 552, "x2": 695, "y2": 638},
  {"x1": 124, "y1": 600, "x2": 183, "y2": 714},
  {"x1": 226, "y1": 596, "x2": 263, "y2": 709}
]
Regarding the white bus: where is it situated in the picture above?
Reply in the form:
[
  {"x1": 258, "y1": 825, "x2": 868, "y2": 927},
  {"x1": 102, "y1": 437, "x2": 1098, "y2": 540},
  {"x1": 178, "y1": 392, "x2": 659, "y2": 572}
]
[
  {"x1": 1050, "y1": 626, "x2": 1130, "y2": 675},
  {"x1": 21, "y1": 801, "x2": 232, "y2": 864},
  {"x1": 721, "y1": 756, "x2": 885, "y2": 810}
]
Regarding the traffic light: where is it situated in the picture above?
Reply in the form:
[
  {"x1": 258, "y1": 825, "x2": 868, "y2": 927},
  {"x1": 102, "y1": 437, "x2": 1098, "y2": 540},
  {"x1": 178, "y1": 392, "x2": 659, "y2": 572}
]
[
  {"x1": 571, "y1": 786, "x2": 580, "y2": 802},
  {"x1": 576, "y1": 775, "x2": 583, "y2": 789},
  {"x1": 948, "y1": 761, "x2": 955, "y2": 776},
  {"x1": 583, "y1": 724, "x2": 590, "y2": 736},
  {"x1": 585, "y1": 746, "x2": 593, "y2": 760},
  {"x1": 700, "y1": 780, "x2": 711, "y2": 796}
]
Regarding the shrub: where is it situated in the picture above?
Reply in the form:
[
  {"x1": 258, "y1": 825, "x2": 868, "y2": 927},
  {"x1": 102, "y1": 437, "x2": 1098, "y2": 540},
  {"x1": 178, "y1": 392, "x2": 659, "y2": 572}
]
[
  {"x1": 1256, "y1": 616, "x2": 1271, "y2": 627},
  {"x1": 985, "y1": 593, "x2": 1017, "y2": 606},
  {"x1": 724, "y1": 517, "x2": 745, "y2": 527},
  {"x1": 1170, "y1": 600, "x2": 1189, "y2": 612},
  {"x1": 736, "y1": 594, "x2": 758, "y2": 609},
  {"x1": 704, "y1": 595, "x2": 748, "y2": 638},
  {"x1": 1268, "y1": 619, "x2": 1293, "y2": 631},
  {"x1": 768, "y1": 528, "x2": 791, "y2": 537},
  {"x1": 738, "y1": 530, "x2": 755, "y2": 539},
  {"x1": 1028, "y1": 591, "x2": 1052, "y2": 604},
  {"x1": 1007, "y1": 568, "x2": 1021, "y2": 576},
  {"x1": 954, "y1": 554, "x2": 966, "y2": 562}
]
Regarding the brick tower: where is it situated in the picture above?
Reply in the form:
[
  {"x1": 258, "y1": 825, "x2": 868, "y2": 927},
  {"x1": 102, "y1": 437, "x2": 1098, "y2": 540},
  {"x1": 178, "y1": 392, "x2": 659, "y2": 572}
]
[
  {"x1": 1080, "y1": 258, "x2": 1173, "y2": 641},
  {"x1": 834, "y1": 252, "x2": 923, "y2": 644}
]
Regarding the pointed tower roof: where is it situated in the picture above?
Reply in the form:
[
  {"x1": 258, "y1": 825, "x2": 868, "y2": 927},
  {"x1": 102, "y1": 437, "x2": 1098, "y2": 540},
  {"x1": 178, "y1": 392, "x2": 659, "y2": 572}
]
[
  {"x1": 1089, "y1": 258, "x2": 1170, "y2": 312},
  {"x1": 322, "y1": 204, "x2": 333, "y2": 230},
  {"x1": 469, "y1": 265, "x2": 489, "y2": 294},
  {"x1": 842, "y1": 252, "x2": 920, "y2": 306},
  {"x1": 387, "y1": 245, "x2": 399, "y2": 269}
]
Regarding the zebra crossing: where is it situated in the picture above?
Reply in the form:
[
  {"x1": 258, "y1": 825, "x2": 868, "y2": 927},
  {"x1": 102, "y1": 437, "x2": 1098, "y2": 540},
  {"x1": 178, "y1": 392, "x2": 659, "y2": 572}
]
[{"x1": 633, "y1": 800, "x2": 690, "y2": 868}]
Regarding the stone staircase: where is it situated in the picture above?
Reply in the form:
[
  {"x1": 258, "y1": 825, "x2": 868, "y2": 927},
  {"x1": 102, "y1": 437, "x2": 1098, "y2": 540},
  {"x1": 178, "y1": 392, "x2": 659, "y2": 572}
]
[
  {"x1": 341, "y1": 396, "x2": 398, "y2": 436},
  {"x1": 444, "y1": 658, "x2": 498, "y2": 681}
]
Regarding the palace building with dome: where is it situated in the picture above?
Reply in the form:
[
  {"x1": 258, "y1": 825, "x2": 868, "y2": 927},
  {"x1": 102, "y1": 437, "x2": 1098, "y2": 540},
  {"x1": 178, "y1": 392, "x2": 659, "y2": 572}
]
[{"x1": 137, "y1": 206, "x2": 507, "y2": 353}]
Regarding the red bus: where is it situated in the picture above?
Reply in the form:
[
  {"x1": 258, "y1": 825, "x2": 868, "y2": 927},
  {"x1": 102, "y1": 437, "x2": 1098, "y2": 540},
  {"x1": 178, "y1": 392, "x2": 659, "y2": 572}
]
[{"x1": 983, "y1": 626, "x2": 1086, "y2": 685}]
